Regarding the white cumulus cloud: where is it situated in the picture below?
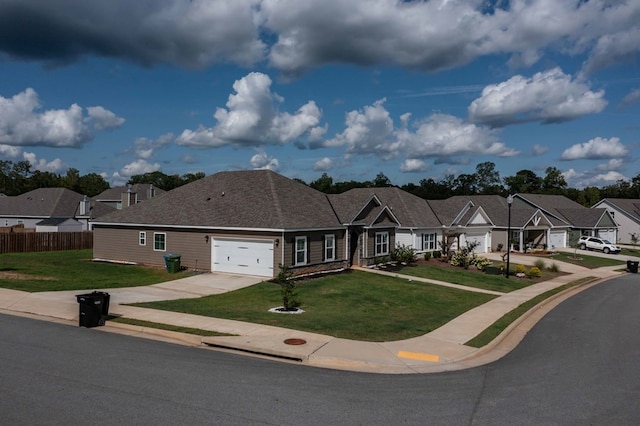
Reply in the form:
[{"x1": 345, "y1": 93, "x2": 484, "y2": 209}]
[
  {"x1": 250, "y1": 151, "x2": 280, "y2": 171},
  {"x1": 313, "y1": 157, "x2": 333, "y2": 171},
  {"x1": 468, "y1": 68, "x2": 608, "y2": 127},
  {"x1": 0, "y1": 88, "x2": 123, "y2": 147},
  {"x1": 400, "y1": 159, "x2": 428, "y2": 173},
  {"x1": 22, "y1": 152, "x2": 67, "y2": 173},
  {"x1": 561, "y1": 137, "x2": 628, "y2": 160},
  {"x1": 86, "y1": 106, "x2": 126, "y2": 130},
  {"x1": 176, "y1": 72, "x2": 325, "y2": 148}
]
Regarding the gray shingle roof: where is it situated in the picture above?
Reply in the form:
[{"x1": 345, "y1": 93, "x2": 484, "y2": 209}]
[
  {"x1": 93, "y1": 184, "x2": 165, "y2": 202},
  {"x1": 94, "y1": 170, "x2": 342, "y2": 230},
  {"x1": 329, "y1": 187, "x2": 440, "y2": 228},
  {"x1": 596, "y1": 198, "x2": 640, "y2": 223},
  {"x1": 0, "y1": 188, "x2": 84, "y2": 217},
  {"x1": 516, "y1": 193, "x2": 608, "y2": 227}
]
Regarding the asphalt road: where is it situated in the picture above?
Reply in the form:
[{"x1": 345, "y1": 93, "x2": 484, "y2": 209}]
[{"x1": 2, "y1": 274, "x2": 639, "y2": 425}]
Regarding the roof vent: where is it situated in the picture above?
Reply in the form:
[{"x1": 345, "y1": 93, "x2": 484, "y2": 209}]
[{"x1": 221, "y1": 191, "x2": 225, "y2": 196}]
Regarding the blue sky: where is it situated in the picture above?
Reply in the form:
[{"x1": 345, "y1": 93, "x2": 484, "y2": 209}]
[{"x1": 0, "y1": 0, "x2": 639, "y2": 188}]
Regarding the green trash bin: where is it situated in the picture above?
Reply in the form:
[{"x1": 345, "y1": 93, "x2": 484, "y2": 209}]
[{"x1": 163, "y1": 254, "x2": 181, "y2": 273}]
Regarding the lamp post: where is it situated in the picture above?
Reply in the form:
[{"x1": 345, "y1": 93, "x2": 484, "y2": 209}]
[{"x1": 506, "y1": 194, "x2": 513, "y2": 278}]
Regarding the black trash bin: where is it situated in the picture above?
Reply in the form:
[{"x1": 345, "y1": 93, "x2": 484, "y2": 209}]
[
  {"x1": 626, "y1": 260, "x2": 639, "y2": 273},
  {"x1": 76, "y1": 291, "x2": 110, "y2": 327}
]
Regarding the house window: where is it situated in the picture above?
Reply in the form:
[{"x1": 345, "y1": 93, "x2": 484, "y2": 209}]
[
  {"x1": 375, "y1": 232, "x2": 389, "y2": 256},
  {"x1": 295, "y1": 236, "x2": 307, "y2": 265},
  {"x1": 324, "y1": 234, "x2": 335, "y2": 261},
  {"x1": 116, "y1": 202, "x2": 122, "y2": 210},
  {"x1": 422, "y1": 233, "x2": 437, "y2": 251},
  {"x1": 139, "y1": 231, "x2": 146, "y2": 246},
  {"x1": 153, "y1": 233, "x2": 166, "y2": 251},
  {"x1": 17, "y1": 220, "x2": 23, "y2": 225}
]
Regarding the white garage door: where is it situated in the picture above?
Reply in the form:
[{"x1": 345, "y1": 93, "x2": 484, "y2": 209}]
[
  {"x1": 212, "y1": 239, "x2": 274, "y2": 277},
  {"x1": 465, "y1": 233, "x2": 487, "y2": 253},
  {"x1": 597, "y1": 229, "x2": 616, "y2": 243},
  {"x1": 549, "y1": 231, "x2": 565, "y2": 249}
]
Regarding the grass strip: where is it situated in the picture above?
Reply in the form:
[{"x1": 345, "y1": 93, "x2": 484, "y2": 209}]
[
  {"x1": 465, "y1": 276, "x2": 598, "y2": 348},
  {"x1": 109, "y1": 317, "x2": 236, "y2": 337}
]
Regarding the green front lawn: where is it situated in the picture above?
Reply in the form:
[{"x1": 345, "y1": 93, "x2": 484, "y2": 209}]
[
  {"x1": 393, "y1": 262, "x2": 559, "y2": 293},
  {"x1": 131, "y1": 270, "x2": 496, "y2": 342},
  {"x1": 556, "y1": 251, "x2": 627, "y2": 268},
  {"x1": 0, "y1": 250, "x2": 190, "y2": 292}
]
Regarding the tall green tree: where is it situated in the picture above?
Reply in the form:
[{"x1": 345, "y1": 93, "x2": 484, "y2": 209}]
[
  {"x1": 310, "y1": 173, "x2": 334, "y2": 193},
  {"x1": 475, "y1": 161, "x2": 503, "y2": 194},
  {"x1": 504, "y1": 169, "x2": 543, "y2": 194},
  {"x1": 542, "y1": 166, "x2": 567, "y2": 194}
]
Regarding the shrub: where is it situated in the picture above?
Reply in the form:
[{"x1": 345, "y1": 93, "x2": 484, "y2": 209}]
[
  {"x1": 276, "y1": 264, "x2": 300, "y2": 310},
  {"x1": 433, "y1": 250, "x2": 442, "y2": 258},
  {"x1": 548, "y1": 263, "x2": 560, "y2": 273},
  {"x1": 515, "y1": 264, "x2": 527, "y2": 274},
  {"x1": 527, "y1": 266, "x2": 542, "y2": 278},
  {"x1": 534, "y1": 259, "x2": 546, "y2": 270},
  {"x1": 424, "y1": 251, "x2": 431, "y2": 261},
  {"x1": 496, "y1": 243, "x2": 504, "y2": 252},
  {"x1": 473, "y1": 256, "x2": 492, "y2": 271},
  {"x1": 391, "y1": 244, "x2": 416, "y2": 264}
]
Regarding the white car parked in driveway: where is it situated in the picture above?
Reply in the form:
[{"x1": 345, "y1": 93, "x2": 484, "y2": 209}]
[{"x1": 577, "y1": 236, "x2": 621, "y2": 254}]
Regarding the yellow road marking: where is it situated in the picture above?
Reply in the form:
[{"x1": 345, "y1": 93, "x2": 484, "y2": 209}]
[{"x1": 397, "y1": 351, "x2": 439, "y2": 363}]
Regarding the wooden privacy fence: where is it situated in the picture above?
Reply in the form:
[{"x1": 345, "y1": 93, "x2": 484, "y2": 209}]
[{"x1": 0, "y1": 231, "x2": 93, "y2": 253}]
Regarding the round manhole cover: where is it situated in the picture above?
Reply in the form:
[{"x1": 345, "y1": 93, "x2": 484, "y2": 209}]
[{"x1": 284, "y1": 338, "x2": 307, "y2": 345}]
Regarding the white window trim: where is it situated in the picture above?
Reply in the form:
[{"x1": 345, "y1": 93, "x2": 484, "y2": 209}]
[
  {"x1": 295, "y1": 236, "x2": 307, "y2": 265},
  {"x1": 139, "y1": 231, "x2": 146, "y2": 246},
  {"x1": 153, "y1": 232, "x2": 166, "y2": 252},
  {"x1": 422, "y1": 232, "x2": 437, "y2": 251},
  {"x1": 375, "y1": 231, "x2": 389, "y2": 256},
  {"x1": 324, "y1": 234, "x2": 335, "y2": 261}
]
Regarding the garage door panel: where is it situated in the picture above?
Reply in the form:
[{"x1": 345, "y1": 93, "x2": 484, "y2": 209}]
[{"x1": 212, "y1": 239, "x2": 274, "y2": 277}]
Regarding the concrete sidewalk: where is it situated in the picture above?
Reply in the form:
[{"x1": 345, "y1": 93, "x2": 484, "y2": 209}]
[{"x1": 0, "y1": 251, "x2": 630, "y2": 374}]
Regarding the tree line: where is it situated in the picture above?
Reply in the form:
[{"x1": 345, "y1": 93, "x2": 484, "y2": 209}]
[
  {"x1": 307, "y1": 162, "x2": 640, "y2": 207},
  {"x1": 0, "y1": 160, "x2": 204, "y2": 197},
  {"x1": 1, "y1": 159, "x2": 638, "y2": 206}
]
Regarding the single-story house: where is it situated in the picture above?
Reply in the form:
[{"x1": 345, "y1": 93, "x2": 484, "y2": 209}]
[
  {"x1": 0, "y1": 188, "x2": 86, "y2": 231},
  {"x1": 35, "y1": 217, "x2": 84, "y2": 232},
  {"x1": 514, "y1": 194, "x2": 617, "y2": 247},
  {"x1": 592, "y1": 198, "x2": 640, "y2": 244},
  {"x1": 328, "y1": 187, "x2": 441, "y2": 258},
  {"x1": 93, "y1": 170, "x2": 351, "y2": 278}
]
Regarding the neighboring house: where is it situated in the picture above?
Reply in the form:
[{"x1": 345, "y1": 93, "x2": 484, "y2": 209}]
[
  {"x1": 92, "y1": 170, "x2": 350, "y2": 278},
  {"x1": 592, "y1": 198, "x2": 640, "y2": 244},
  {"x1": 92, "y1": 184, "x2": 164, "y2": 210},
  {"x1": 0, "y1": 188, "x2": 86, "y2": 231},
  {"x1": 514, "y1": 194, "x2": 617, "y2": 248},
  {"x1": 328, "y1": 187, "x2": 441, "y2": 259},
  {"x1": 35, "y1": 217, "x2": 84, "y2": 232}
]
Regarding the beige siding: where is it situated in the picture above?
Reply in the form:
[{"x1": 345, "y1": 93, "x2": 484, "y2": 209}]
[
  {"x1": 94, "y1": 226, "x2": 281, "y2": 273},
  {"x1": 283, "y1": 230, "x2": 346, "y2": 268},
  {"x1": 365, "y1": 228, "x2": 396, "y2": 260}
]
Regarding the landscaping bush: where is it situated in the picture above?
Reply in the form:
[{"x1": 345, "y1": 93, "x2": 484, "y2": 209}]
[
  {"x1": 276, "y1": 264, "x2": 300, "y2": 310},
  {"x1": 472, "y1": 256, "x2": 493, "y2": 271},
  {"x1": 496, "y1": 243, "x2": 504, "y2": 252},
  {"x1": 548, "y1": 263, "x2": 560, "y2": 273},
  {"x1": 534, "y1": 259, "x2": 546, "y2": 270},
  {"x1": 424, "y1": 251, "x2": 431, "y2": 261},
  {"x1": 515, "y1": 264, "x2": 527, "y2": 275},
  {"x1": 433, "y1": 250, "x2": 442, "y2": 259},
  {"x1": 527, "y1": 266, "x2": 542, "y2": 278},
  {"x1": 391, "y1": 244, "x2": 416, "y2": 264}
]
